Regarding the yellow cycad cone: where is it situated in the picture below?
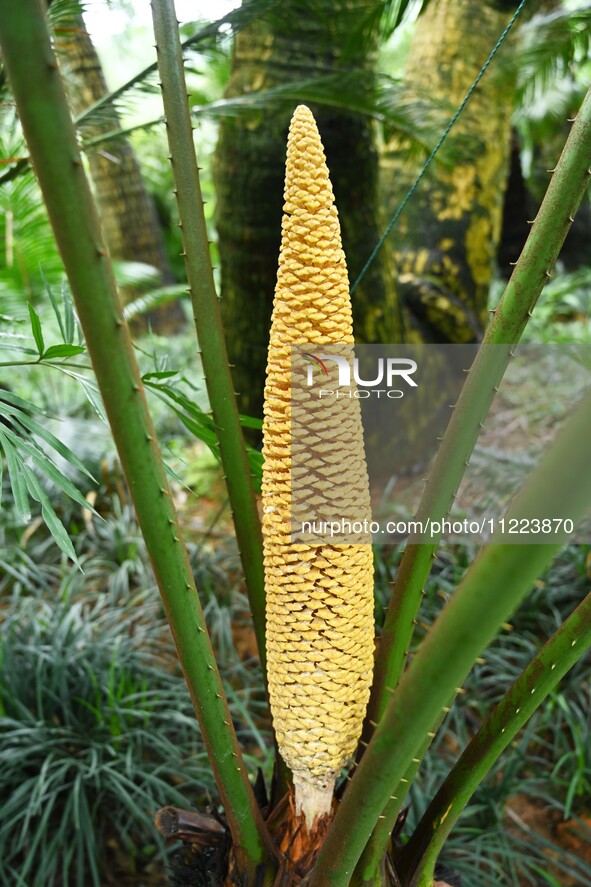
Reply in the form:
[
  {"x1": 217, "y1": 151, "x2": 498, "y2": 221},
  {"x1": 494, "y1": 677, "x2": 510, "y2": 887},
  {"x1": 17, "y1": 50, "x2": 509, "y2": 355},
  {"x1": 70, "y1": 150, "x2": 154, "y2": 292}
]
[{"x1": 262, "y1": 105, "x2": 374, "y2": 827}]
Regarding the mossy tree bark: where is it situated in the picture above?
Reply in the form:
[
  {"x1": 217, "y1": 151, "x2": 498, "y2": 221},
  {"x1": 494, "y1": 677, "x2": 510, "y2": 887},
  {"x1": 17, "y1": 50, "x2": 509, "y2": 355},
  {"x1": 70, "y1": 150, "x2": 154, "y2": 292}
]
[
  {"x1": 54, "y1": 7, "x2": 185, "y2": 332},
  {"x1": 380, "y1": 0, "x2": 522, "y2": 343},
  {"x1": 214, "y1": 0, "x2": 400, "y2": 421}
]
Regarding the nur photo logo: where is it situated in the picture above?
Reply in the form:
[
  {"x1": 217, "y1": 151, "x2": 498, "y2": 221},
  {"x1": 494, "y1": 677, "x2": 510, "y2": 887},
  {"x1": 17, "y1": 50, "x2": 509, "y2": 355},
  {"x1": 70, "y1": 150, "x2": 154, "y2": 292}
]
[{"x1": 301, "y1": 349, "x2": 418, "y2": 399}]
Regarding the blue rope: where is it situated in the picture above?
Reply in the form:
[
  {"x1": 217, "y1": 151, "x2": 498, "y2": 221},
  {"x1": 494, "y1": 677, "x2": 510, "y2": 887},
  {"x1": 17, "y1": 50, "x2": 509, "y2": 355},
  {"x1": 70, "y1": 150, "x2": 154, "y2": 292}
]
[{"x1": 350, "y1": 0, "x2": 528, "y2": 295}]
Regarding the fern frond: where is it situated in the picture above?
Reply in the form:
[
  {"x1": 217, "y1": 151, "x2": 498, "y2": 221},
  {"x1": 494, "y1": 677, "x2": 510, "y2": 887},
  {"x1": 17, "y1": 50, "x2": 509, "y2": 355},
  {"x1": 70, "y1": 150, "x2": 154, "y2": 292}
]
[{"x1": 516, "y1": 4, "x2": 591, "y2": 107}]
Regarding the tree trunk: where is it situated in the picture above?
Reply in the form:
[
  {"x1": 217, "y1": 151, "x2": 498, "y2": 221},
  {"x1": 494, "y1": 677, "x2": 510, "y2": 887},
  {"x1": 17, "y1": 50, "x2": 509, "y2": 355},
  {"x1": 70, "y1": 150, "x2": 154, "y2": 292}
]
[
  {"x1": 214, "y1": 1, "x2": 400, "y2": 421},
  {"x1": 380, "y1": 0, "x2": 520, "y2": 343},
  {"x1": 55, "y1": 10, "x2": 185, "y2": 332}
]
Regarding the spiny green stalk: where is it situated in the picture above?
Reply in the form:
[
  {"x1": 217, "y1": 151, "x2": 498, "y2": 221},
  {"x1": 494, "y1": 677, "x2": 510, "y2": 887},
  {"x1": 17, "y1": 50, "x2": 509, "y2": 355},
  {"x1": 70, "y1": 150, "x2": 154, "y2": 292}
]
[
  {"x1": 0, "y1": 0, "x2": 273, "y2": 877},
  {"x1": 397, "y1": 585, "x2": 591, "y2": 886},
  {"x1": 358, "y1": 84, "x2": 591, "y2": 883},
  {"x1": 368, "y1": 86, "x2": 591, "y2": 729},
  {"x1": 150, "y1": 0, "x2": 267, "y2": 676},
  {"x1": 309, "y1": 385, "x2": 591, "y2": 887}
]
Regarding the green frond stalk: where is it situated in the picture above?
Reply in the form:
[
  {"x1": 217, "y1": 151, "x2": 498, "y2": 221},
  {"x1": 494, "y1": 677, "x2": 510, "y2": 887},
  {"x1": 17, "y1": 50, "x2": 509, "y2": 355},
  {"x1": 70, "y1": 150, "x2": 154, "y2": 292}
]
[
  {"x1": 0, "y1": 0, "x2": 273, "y2": 877},
  {"x1": 150, "y1": 0, "x2": 267, "y2": 675},
  {"x1": 369, "y1": 85, "x2": 591, "y2": 729},
  {"x1": 351, "y1": 78, "x2": 591, "y2": 887},
  {"x1": 397, "y1": 584, "x2": 591, "y2": 886},
  {"x1": 309, "y1": 384, "x2": 591, "y2": 886}
]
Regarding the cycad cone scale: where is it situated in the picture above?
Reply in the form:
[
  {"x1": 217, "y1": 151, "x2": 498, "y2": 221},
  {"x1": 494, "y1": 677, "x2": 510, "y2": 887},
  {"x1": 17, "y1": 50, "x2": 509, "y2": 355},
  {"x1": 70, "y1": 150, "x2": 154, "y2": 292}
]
[{"x1": 262, "y1": 105, "x2": 374, "y2": 826}]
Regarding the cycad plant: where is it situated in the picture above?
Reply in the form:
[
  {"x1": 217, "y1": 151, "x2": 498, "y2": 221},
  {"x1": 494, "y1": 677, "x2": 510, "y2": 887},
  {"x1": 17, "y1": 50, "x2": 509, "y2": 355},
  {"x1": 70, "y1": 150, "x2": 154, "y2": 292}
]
[{"x1": 1, "y1": 1, "x2": 591, "y2": 886}]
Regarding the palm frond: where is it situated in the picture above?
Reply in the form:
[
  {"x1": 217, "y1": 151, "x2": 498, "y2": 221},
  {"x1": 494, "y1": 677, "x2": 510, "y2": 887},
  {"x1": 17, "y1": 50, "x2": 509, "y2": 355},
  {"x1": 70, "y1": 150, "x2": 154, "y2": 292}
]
[
  {"x1": 0, "y1": 131, "x2": 63, "y2": 301},
  {"x1": 47, "y1": 0, "x2": 89, "y2": 28},
  {"x1": 123, "y1": 284, "x2": 188, "y2": 322},
  {"x1": 191, "y1": 71, "x2": 468, "y2": 163},
  {"x1": 377, "y1": 0, "x2": 424, "y2": 43},
  {"x1": 77, "y1": 68, "x2": 467, "y2": 169},
  {"x1": 516, "y1": 4, "x2": 591, "y2": 107},
  {"x1": 0, "y1": 388, "x2": 99, "y2": 565}
]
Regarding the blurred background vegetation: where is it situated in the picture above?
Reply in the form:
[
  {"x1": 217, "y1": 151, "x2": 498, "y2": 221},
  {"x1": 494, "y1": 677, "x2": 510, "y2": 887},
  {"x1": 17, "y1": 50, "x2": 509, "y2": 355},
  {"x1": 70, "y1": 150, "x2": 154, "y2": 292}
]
[{"x1": 1, "y1": 0, "x2": 590, "y2": 884}]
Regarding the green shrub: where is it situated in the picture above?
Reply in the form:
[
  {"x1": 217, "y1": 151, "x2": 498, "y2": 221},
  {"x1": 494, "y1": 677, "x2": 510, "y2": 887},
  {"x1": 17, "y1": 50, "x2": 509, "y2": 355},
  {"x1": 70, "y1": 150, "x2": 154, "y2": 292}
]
[{"x1": 0, "y1": 587, "x2": 212, "y2": 887}]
